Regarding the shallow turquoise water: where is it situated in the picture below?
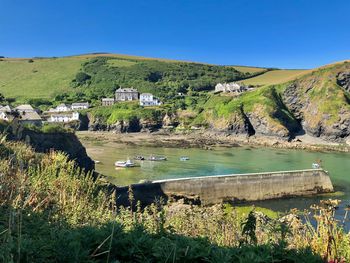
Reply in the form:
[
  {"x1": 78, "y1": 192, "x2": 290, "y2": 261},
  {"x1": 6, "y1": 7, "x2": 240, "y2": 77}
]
[{"x1": 84, "y1": 141, "x2": 350, "y2": 213}]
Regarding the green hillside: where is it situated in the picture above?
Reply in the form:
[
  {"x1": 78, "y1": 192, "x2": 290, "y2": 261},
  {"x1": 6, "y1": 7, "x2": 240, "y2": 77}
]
[
  {"x1": 230, "y1": 65, "x2": 269, "y2": 74},
  {"x1": 190, "y1": 61, "x2": 350, "y2": 139},
  {"x1": 0, "y1": 54, "x2": 264, "y2": 103},
  {"x1": 241, "y1": 69, "x2": 310, "y2": 86},
  {"x1": 0, "y1": 57, "x2": 85, "y2": 101},
  {"x1": 1, "y1": 54, "x2": 349, "y2": 141}
]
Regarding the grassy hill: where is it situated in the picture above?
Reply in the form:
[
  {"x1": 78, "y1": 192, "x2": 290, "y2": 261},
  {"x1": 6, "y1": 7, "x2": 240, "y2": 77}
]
[
  {"x1": 1, "y1": 54, "x2": 349, "y2": 141},
  {"x1": 0, "y1": 57, "x2": 85, "y2": 101},
  {"x1": 0, "y1": 54, "x2": 266, "y2": 103},
  {"x1": 191, "y1": 61, "x2": 350, "y2": 139},
  {"x1": 241, "y1": 69, "x2": 310, "y2": 86},
  {"x1": 230, "y1": 65, "x2": 269, "y2": 74},
  {"x1": 0, "y1": 53, "x2": 311, "y2": 104}
]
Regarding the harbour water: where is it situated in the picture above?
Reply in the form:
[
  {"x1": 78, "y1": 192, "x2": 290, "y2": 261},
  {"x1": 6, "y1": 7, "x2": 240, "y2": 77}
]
[{"x1": 82, "y1": 139, "x2": 350, "y2": 214}]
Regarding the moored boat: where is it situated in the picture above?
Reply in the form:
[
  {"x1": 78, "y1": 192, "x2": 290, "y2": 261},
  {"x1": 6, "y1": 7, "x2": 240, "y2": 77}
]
[
  {"x1": 180, "y1": 156, "x2": 189, "y2": 161},
  {"x1": 134, "y1": 155, "x2": 145, "y2": 160},
  {"x1": 148, "y1": 155, "x2": 167, "y2": 161},
  {"x1": 312, "y1": 163, "x2": 320, "y2": 169},
  {"x1": 115, "y1": 159, "x2": 136, "y2": 167}
]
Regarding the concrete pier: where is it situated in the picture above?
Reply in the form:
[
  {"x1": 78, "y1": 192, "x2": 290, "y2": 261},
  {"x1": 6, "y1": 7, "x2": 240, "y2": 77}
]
[{"x1": 114, "y1": 169, "x2": 334, "y2": 206}]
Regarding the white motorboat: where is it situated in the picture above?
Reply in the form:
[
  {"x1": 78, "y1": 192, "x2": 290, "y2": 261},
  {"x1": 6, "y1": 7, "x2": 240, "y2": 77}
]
[
  {"x1": 180, "y1": 156, "x2": 189, "y2": 161},
  {"x1": 312, "y1": 163, "x2": 320, "y2": 169},
  {"x1": 115, "y1": 159, "x2": 136, "y2": 168},
  {"x1": 148, "y1": 155, "x2": 167, "y2": 161}
]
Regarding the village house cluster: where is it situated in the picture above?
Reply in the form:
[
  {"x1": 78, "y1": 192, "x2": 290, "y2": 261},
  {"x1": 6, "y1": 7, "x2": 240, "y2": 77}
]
[
  {"x1": 0, "y1": 102, "x2": 90, "y2": 125},
  {"x1": 101, "y1": 88, "x2": 162, "y2": 106},
  {"x1": 0, "y1": 104, "x2": 42, "y2": 125},
  {"x1": 0, "y1": 86, "x2": 165, "y2": 127},
  {"x1": 47, "y1": 102, "x2": 89, "y2": 123}
]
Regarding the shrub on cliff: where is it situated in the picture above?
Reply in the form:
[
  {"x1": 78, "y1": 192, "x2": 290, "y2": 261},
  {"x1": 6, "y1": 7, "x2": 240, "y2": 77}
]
[{"x1": 41, "y1": 123, "x2": 72, "y2": 133}]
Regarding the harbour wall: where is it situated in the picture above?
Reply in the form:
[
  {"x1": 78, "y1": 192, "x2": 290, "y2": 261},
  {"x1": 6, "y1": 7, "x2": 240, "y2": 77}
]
[{"x1": 114, "y1": 169, "x2": 334, "y2": 206}]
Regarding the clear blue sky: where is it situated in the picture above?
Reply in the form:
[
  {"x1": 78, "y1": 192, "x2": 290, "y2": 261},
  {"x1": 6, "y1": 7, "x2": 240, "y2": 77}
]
[{"x1": 1, "y1": 0, "x2": 349, "y2": 68}]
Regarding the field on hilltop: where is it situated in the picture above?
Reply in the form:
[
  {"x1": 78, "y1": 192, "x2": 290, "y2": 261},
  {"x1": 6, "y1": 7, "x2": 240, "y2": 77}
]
[
  {"x1": 230, "y1": 65, "x2": 269, "y2": 74},
  {"x1": 0, "y1": 53, "x2": 310, "y2": 104},
  {"x1": 0, "y1": 57, "x2": 85, "y2": 101},
  {"x1": 0, "y1": 54, "x2": 266, "y2": 104},
  {"x1": 241, "y1": 69, "x2": 310, "y2": 86}
]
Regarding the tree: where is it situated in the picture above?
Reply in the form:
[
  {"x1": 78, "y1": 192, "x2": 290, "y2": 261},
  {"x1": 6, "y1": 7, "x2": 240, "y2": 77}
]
[{"x1": 75, "y1": 72, "x2": 91, "y2": 85}]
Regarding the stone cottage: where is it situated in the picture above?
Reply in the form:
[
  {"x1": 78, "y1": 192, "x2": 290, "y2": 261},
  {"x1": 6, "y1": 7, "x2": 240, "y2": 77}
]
[
  {"x1": 115, "y1": 88, "x2": 139, "y2": 101},
  {"x1": 101, "y1": 98, "x2": 115, "y2": 106}
]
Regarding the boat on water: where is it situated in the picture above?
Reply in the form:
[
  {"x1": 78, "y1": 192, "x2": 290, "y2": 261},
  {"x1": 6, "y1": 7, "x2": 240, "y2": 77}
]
[
  {"x1": 312, "y1": 163, "x2": 320, "y2": 169},
  {"x1": 115, "y1": 159, "x2": 136, "y2": 168},
  {"x1": 134, "y1": 155, "x2": 145, "y2": 161},
  {"x1": 312, "y1": 159, "x2": 322, "y2": 169},
  {"x1": 148, "y1": 155, "x2": 167, "y2": 161},
  {"x1": 180, "y1": 156, "x2": 189, "y2": 161}
]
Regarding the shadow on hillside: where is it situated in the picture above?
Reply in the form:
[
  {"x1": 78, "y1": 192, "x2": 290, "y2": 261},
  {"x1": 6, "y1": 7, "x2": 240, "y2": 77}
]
[{"x1": 0, "y1": 207, "x2": 324, "y2": 263}]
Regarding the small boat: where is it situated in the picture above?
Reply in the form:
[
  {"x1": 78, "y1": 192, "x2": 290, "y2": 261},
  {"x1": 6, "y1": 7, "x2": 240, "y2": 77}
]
[
  {"x1": 115, "y1": 159, "x2": 136, "y2": 168},
  {"x1": 312, "y1": 163, "x2": 320, "y2": 169},
  {"x1": 94, "y1": 160, "x2": 101, "y2": 164},
  {"x1": 180, "y1": 156, "x2": 189, "y2": 161},
  {"x1": 134, "y1": 155, "x2": 145, "y2": 161},
  {"x1": 148, "y1": 155, "x2": 167, "y2": 161}
]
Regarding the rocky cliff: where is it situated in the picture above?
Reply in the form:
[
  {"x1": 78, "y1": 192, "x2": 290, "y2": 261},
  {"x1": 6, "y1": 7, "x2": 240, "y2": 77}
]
[
  {"x1": 21, "y1": 130, "x2": 95, "y2": 172},
  {"x1": 282, "y1": 62, "x2": 350, "y2": 141}
]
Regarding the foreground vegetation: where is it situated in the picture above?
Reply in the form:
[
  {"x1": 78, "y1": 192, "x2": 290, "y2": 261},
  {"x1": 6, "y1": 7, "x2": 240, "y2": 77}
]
[{"x1": 0, "y1": 136, "x2": 350, "y2": 262}]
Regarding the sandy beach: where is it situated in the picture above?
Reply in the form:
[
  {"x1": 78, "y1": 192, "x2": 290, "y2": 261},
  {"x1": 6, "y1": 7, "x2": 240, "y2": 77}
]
[{"x1": 76, "y1": 131, "x2": 350, "y2": 152}]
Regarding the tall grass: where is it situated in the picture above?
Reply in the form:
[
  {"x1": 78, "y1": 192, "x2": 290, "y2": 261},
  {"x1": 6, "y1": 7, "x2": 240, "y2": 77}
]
[{"x1": 0, "y1": 138, "x2": 349, "y2": 262}]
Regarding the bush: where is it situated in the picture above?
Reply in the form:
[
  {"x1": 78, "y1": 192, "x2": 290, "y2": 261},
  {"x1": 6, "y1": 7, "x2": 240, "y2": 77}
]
[
  {"x1": 41, "y1": 123, "x2": 71, "y2": 133},
  {"x1": 74, "y1": 72, "x2": 91, "y2": 85}
]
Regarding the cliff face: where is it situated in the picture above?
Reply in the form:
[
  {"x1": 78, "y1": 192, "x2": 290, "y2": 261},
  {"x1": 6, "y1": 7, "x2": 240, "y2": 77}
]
[
  {"x1": 89, "y1": 118, "x2": 162, "y2": 133},
  {"x1": 21, "y1": 130, "x2": 95, "y2": 172},
  {"x1": 282, "y1": 62, "x2": 350, "y2": 141}
]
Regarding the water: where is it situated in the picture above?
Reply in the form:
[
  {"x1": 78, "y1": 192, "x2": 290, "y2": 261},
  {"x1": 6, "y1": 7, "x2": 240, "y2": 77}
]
[{"x1": 82, "y1": 139, "x2": 350, "y2": 213}]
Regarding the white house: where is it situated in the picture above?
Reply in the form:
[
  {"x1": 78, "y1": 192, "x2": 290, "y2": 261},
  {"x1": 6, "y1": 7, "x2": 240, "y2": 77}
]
[
  {"x1": 101, "y1": 98, "x2": 115, "y2": 106},
  {"x1": 0, "y1": 105, "x2": 12, "y2": 113},
  {"x1": 55, "y1": 103, "x2": 71, "y2": 112},
  {"x1": 48, "y1": 112, "x2": 80, "y2": 123},
  {"x1": 0, "y1": 111, "x2": 10, "y2": 121},
  {"x1": 139, "y1": 93, "x2": 162, "y2": 106},
  {"x1": 71, "y1": 102, "x2": 89, "y2": 110},
  {"x1": 0, "y1": 105, "x2": 12, "y2": 121}
]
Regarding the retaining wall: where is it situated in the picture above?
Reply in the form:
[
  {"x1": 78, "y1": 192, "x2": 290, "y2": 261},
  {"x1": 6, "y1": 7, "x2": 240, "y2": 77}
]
[{"x1": 115, "y1": 169, "x2": 334, "y2": 206}]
